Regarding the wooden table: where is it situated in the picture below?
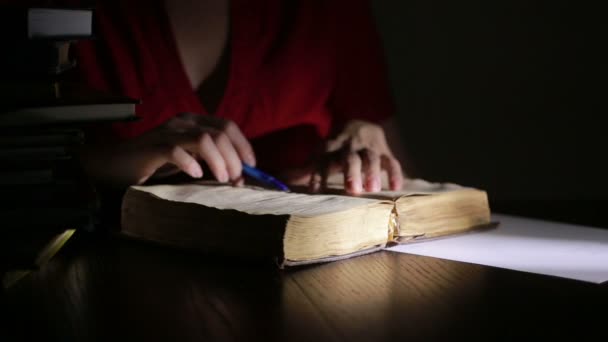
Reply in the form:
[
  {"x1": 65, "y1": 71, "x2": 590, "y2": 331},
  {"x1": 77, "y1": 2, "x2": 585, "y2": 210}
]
[{"x1": 2, "y1": 230, "x2": 606, "y2": 341}]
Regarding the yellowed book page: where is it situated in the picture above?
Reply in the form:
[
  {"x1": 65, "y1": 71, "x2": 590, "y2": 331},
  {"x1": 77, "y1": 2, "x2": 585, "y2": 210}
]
[
  {"x1": 395, "y1": 189, "x2": 491, "y2": 239},
  {"x1": 131, "y1": 184, "x2": 385, "y2": 217},
  {"x1": 284, "y1": 202, "x2": 394, "y2": 261},
  {"x1": 324, "y1": 173, "x2": 466, "y2": 198},
  {"x1": 369, "y1": 179, "x2": 465, "y2": 198}
]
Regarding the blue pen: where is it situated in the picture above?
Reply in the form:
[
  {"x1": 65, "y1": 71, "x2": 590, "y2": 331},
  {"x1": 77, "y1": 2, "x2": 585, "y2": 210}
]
[{"x1": 242, "y1": 163, "x2": 290, "y2": 192}]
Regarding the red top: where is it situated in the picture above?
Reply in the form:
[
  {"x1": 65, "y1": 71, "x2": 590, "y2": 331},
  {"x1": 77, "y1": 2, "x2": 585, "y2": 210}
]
[{"x1": 74, "y1": 0, "x2": 394, "y2": 172}]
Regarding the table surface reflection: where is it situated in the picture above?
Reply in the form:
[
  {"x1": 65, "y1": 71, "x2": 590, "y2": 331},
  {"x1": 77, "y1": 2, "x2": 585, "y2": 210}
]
[{"x1": 3, "y1": 232, "x2": 606, "y2": 341}]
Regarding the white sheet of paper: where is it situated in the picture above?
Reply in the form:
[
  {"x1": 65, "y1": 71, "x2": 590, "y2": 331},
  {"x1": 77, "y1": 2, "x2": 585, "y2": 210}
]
[{"x1": 386, "y1": 213, "x2": 608, "y2": 284}]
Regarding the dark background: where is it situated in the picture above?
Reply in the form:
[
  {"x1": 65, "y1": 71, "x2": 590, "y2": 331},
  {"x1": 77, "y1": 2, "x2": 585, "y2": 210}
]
[
  {"x1": 372, "y1": 0, "x2": 606, "y2": 226},
  {"x1": 3, "y1": 0, "x2": 605, "y2": 226}
]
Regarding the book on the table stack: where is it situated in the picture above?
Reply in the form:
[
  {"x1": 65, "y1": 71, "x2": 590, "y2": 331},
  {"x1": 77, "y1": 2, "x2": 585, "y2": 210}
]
[{"x1": 0, "y1": 4, "x2": 138, "y2": 288}]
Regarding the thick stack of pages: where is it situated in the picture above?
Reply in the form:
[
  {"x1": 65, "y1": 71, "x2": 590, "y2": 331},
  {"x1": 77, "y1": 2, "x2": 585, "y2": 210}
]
[
  {"x1": 0, "y1": 5, "x2": 138, "y2": 288},
  {"x1": 121, "y1": 178, "x2": 492, "y2": 267}
]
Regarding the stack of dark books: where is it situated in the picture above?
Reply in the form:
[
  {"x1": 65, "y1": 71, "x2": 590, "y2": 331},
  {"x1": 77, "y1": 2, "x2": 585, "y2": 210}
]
[{"x1": 0, "y1": 5, "x2": 137, "y2": 287}]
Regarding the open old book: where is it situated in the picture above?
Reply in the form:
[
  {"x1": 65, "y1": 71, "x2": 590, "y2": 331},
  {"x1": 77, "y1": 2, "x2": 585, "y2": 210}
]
[{"x1": 121, "y1": 177, "x2": 491, "y2": 267}]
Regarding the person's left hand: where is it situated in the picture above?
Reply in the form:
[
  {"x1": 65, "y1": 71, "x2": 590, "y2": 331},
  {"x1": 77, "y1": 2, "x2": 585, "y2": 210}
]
[{"x1": 309, "y1": 119, "x2": 404, "y2": 195}]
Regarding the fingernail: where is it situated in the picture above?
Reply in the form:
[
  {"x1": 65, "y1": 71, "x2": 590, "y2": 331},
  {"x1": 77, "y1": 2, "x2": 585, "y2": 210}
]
[
  {"x1": 364, "y1": 176, "x2": 378, "y2": 192},
  {"x1": 191, "y1": 167, "x2": 203, "y2": 178},
  {"x1": 232, "y1": 176, "x2": 245, "y2": 187},
  {"x1": 354, "y1": 182, "x2": 363, "y2": 194},
  {"x1": 371, "y1": 178, "x2": 381, "y2": 192},
  {"x1": 390, "y1": 178, "x2": 400, "y2": 190},
  {"x1": 215, "y1": 171, "x2": 228, "y2": 183},
  {"x1": 245, "y1": 154, "x2": 256, "y2": 166},
  {"x1": 347, "y1": 179, "x2": 362, "y2": 194},
  {"x1": 309, "y1": 180, "x2": 320, "y2": 193}
]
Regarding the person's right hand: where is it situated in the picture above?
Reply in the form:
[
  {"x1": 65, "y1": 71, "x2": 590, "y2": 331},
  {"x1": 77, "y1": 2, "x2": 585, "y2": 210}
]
[{"x1": 80, "y1": 112, "x2": 256, "y2": 187}]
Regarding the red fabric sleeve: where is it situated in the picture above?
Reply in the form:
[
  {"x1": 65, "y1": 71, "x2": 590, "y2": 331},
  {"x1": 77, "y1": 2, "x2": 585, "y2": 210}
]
[{"x1": 328, "y1": 0, "x2": 395, "y2": 132}]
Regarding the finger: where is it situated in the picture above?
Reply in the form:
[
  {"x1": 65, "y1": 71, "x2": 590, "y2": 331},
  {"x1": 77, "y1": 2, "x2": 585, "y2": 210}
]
[
  {"x1": 309, "y1": 149, "x2": 344, "y2": 193},
  {"x1": 381, "y1": 155, "x2": 404, "y2": 190},
  {"x1": 360, "y1": 149, "x2": 382, "y2": 192},
  {"x1": 325, "y1": 133, "x2": 349, "y2": 153},
  {"x1": 213, "y1": 131, "x2": 243, "y2": 180},
  {"x1": 222, "y1": 120, "x2": 256, "y2": 166},
  {"x1": 343, "y1": 150, "x2": 363, "y2": 195},
  {"x1": 154, "y1": 145, "x2": 202, "y2": 180},
  {"x1": 232, "y1": 176, "x2": 245, "y2": 187},
  {"x1": 172, "y1": 131, "x2": 229, "y2": 183},
  {"x1": 132, "y1": 145, "x2": 200, "y2": 184},
  {"x1": 308, "y1": 170, "x2": 322, "y2": 193},
  {"x1": 308, "y1": 152, "x2": 330, "y2": 193},
  {"x1": 150, "y1": 163, "x2": 182, "y2": 179},
  {"x1": 191, "y1": 115, "x2": 257, "y2": 166},
  {"x1": 326, "y1": 120, "x2": 370, "y2": 152}
]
